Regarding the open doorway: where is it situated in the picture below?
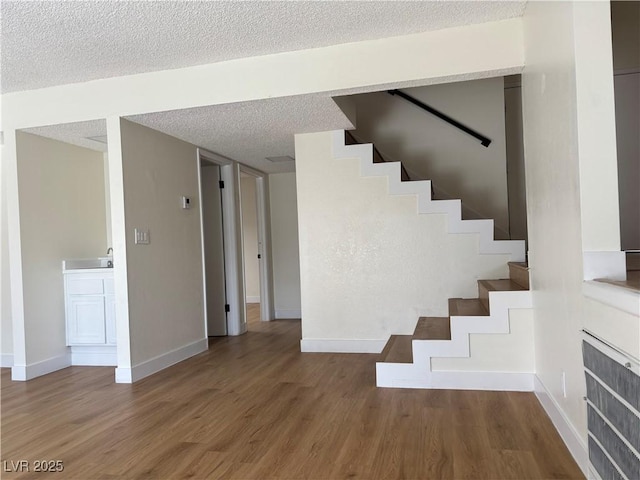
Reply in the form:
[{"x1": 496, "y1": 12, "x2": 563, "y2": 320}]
[
  {"x1": 6, "y1": 122, "x2": 117, "y2": 379},
  {"x1": 239, "y1": 166, "x2": 275, "y2": 326},
  {"x1": 240, "y1": 172, "x2": 261, "y2": 328},
  {"x1": 197, "y1": 149, "x2": 275, "y2": 337}
]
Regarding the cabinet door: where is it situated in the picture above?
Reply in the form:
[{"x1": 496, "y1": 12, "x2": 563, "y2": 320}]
[
  {"x1": 105, "y1": 295, "x2": 117, "y2": 345},
  {"x1": 67, "y1": 295, "x2": 106, "y2": 345}
]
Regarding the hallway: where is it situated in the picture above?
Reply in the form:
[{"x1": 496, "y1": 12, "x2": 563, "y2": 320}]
[{"x1": 1, "y1": 318, "x2": 582, "y2": 479}]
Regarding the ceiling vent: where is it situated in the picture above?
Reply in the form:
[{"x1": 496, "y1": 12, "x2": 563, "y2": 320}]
[{"x1": 265, "y1": 155, "x2": 294, "y2": 163}]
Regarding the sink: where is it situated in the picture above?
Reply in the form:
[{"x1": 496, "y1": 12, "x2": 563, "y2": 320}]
[{"x1": 63, "y1": 257, "x2": 114, "y2": 270}]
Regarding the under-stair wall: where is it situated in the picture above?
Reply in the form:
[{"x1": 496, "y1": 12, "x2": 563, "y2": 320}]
[{"x1": 295, "y1": 130, "x2": 523, "y2": 353}]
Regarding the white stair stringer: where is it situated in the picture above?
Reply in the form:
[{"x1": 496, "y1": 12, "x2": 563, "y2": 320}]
[
  {"x1": 331, "y1": 130, "x2": 525, "y2": 262},
  {"x1": 376, "y1": 289, "x2": 533, "y2": 391}
]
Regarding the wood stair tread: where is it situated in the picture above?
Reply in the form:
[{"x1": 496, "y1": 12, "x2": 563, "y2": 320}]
[
  {"x1": 508, "y1": 261, "x2": 530, "y2": 289},
  {"x1": 448, "y1": 298, "x2": 488, "y2": 317},
  {"x1": 414, "y1": 317, "x2": 450, "y2": 340},
  {"x1": 627, "y1": 252, "x2": 640, "y2": 272},
  {"x1": 478, "y1": 279, "x2": 526, "y2": 292},
  {"x1": 381, "y1": 335, "x2": 413, "y2": 363},
  {"x1": 478, "y1": 279, "x2": 525, "y2": 312},
  {"x1": 508, "y1": 261, "x2": 528, "y2": 269}
]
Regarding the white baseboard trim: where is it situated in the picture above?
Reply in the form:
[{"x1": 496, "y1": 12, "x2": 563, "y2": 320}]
[
  {"x1": 71, "y1": 346, "x2": 117, "y2": 366},
  {"x1": 301, "y1": 338, "x2": 387, "y2": 354},
  {"x1": 431, "y1": 371, "x2": 534, "y2": 391},
  {"x1": 275, "y1": 309, "x2": 301, "y2": 319},
  {"x1": 246, "y1": 296, "x2": 260, "y2": 304},
  {"x1": 534, "y1": 375, "x2": 589, "y2": 477},
  {"x1": 115, "y1": 338, "x2": 208, "y2": 384},
  {"x1": 11, "y1": 352, "x2": 71, "y2": 381},
  {"x1": 377, "y1": 363, "x2": 534, "y2": 391},
  {"x1": 1, "y1": 353, "x2": 14, "y2": 368}
]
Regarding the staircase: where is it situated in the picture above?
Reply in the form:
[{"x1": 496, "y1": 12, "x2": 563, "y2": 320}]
[
  {"x1": 332, "y1": 130, "x2": 533, "y2": 391},
  {"x1": 377, "y1": 262, "x2": 532, "y2": 390}
]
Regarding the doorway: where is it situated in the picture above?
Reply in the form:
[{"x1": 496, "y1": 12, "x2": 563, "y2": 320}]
[
  {"x1": 197, "y1": 149, "x2": 275, "y2": 337},
  {"x1": 240, "y1": 172, "x2": 261, "y2": 328},
  {"x1": 239, "y1": 166, "x2": 275, "y2": 326}
]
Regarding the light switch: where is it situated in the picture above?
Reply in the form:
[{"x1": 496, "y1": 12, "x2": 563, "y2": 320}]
[
  {"x1": 181, "y1": 196, "x2": 191, "y2": 209},
  {"x1": 134, "y1": 228, "x2": 150, "y2": 245}
]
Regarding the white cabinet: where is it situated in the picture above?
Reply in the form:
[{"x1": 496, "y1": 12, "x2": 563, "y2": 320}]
[
  {"x1": 67, "y1": 295, "x2": 106, "y2": 344},
  {"x1": 64, "y1": 271, "x2": 116, "y2": 346}
]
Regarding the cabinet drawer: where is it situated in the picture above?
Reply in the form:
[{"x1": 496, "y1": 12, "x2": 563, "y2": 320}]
[{"x1": 66, "y1": 278, "x2": 104, "y2": 295}]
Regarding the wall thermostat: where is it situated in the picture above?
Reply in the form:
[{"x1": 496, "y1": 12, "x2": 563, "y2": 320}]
[{"x1": 181, "y1": 196, "x2": 191, "y2": 209}]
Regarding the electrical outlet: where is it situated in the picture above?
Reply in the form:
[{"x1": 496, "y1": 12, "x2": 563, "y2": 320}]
[
  {"x1": 562, "y1": 371, "x2": 567, "y2": 398},
  {"x1": 134, "y1": 228, "x2": 150, "y2": 245}
]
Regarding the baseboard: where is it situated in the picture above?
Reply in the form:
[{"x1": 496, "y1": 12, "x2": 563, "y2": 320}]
[
  {"x1": 246, "y1": 296, "x2": 260, "y2": 304},
  {"x1": 534, "y1": 375, "x2": 589, "y2": 477},
  {"x1": 275, "y1": 309, "x2": 301, "y2": 319},
  {"x1": 11, "y1": 352, "x2": 71, "y2": 381},
  {"x1": 431, "y1": 371, "x2": 534, "y2": 391},
  {"x1": 301, "y1": 338, "x2": 386, "y2": 354},
  {"x1": 377, "y1": 364, "x2": 534, "y2": 391},
  {"x1": 70, "y1": 346, "x2": 117, "y2": 366},
  {"x1": 115, "y1": 338, "x2": 208, "y2": 384},
  {"x1": 1, "y1": 353, "x2": 14, "y2": 367}
]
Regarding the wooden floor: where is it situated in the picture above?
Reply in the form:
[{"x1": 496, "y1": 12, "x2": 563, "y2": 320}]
[{"x1": 1, "y1": 314, "x2": 583, "y2": 479}]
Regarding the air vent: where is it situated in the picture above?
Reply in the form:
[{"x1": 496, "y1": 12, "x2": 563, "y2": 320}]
[{"x1": 265, "y1": 155, "x2": 294, "y2": 163}]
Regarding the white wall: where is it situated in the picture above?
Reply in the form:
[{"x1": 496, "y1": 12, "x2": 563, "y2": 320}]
[
  {"x1": 119, "y1": 119, "x2": 206, "y2": 366},
  {"x1": 295, "y1": 131, "x2": 512, "y2": 347},
  {"x1": 240, "y1": 175, "x2": 260, "y2": 302},
  {"x1": 351, "y1": 77, "x2": 510, "y2": 238},
  {"x1": 103, "y1": 153, "x2": 113, "y2": 248},
  {"x1": 15, "y1": 132, "x2": 108, "y2": 367},
  {"x1": 1, "y1": 146, "x2": 13, "y2": 363},
  {"x1": 268, "y1": 173, "x2": 301, "y2": 319},
  {"x1": 521, "y1": 1, "x2": 637, "y2": 467}
]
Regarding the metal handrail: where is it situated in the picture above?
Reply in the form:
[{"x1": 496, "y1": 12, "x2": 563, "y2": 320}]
[{"x1": 387, "y1": 89, "x2": 492, "y2": 148}]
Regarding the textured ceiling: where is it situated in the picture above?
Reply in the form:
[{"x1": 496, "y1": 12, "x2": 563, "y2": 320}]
[
  {"x1": 1, "y1": 1, "x2": 526, "y2": 93},
  {"x1": 24, "y1": 95, "x2": 354, "y2": 173},
  {"x1": 127, "y1": 95, "x2": 354, "y2": 173},
  {"x1": 6, "y1": 1, "x2": 526, "y2": 174},
  {"x1": 23, "y1": 120, "x2": 108, "y2": 153}
]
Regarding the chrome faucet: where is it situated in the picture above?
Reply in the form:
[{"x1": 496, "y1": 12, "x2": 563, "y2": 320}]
[{"x1": 107, "y1": 247, "x2": 113, "y2": 255}]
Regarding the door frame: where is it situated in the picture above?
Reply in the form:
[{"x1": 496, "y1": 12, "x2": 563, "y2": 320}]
[
  {"x1": 239, "y1": 165, "x2": 275, "y2": 322},
  {"x1": 197, "y1": 148, "x2": 246, "y2": 336}
]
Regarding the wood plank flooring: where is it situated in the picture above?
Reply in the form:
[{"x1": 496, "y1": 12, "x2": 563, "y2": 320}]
[{"x1": 1, "y1": 314, "x2": 584, "y2": 479}]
